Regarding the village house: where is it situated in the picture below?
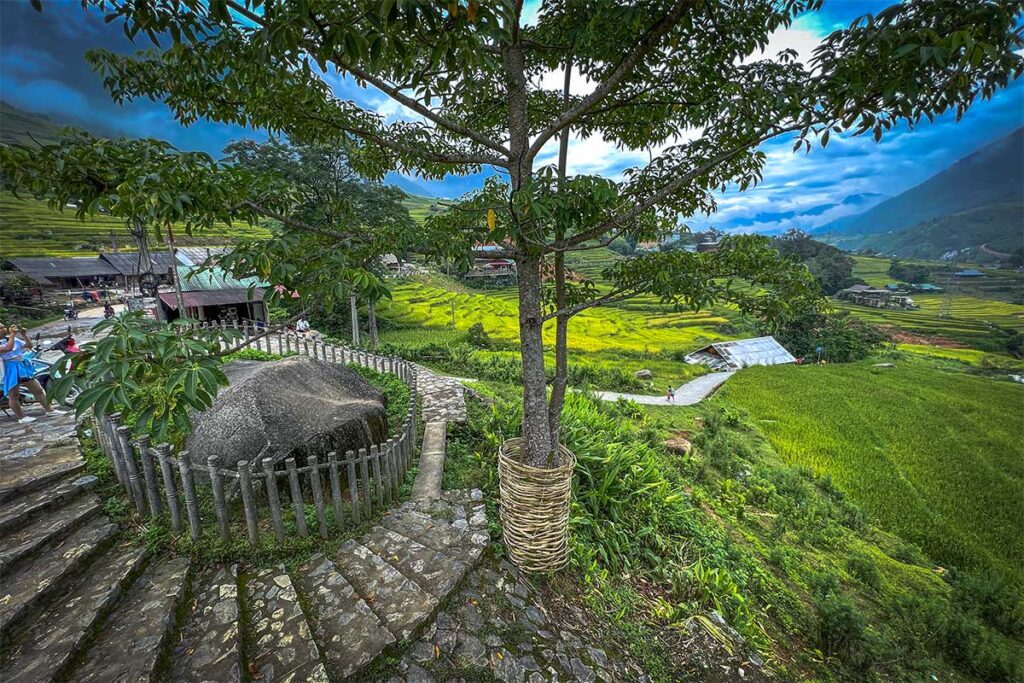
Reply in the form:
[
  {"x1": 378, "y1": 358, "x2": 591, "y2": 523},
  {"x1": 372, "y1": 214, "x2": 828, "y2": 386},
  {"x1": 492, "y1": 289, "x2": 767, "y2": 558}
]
[{"x1": 157, "y1": 265, "x2": 268, "y2": 324}]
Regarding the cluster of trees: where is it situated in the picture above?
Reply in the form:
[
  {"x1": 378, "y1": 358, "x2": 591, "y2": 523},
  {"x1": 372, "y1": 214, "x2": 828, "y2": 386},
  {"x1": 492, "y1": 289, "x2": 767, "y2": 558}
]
[
  {"x1": 888, "y1": 259, "x2": 933, "y2": 284},
  {"x1": 773, "y1": 229, "x2": 865, "y2": 295},
  {"x1": 2, "y1": 0, "x2": 1020, "y2": 469}
]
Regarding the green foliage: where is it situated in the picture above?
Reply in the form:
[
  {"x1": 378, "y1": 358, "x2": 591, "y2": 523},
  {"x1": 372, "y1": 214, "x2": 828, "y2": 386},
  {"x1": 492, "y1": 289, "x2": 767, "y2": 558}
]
[
  {"x1": 773, "y1": 229, "x2": 864, "y2": 295},
  {"x1": 768, "y1": 309, "x2": 889, "y2": 362},
  {"x1": 887, "y1": 259, "x2": 932, "y2": 284},
  {"x1": 52, "y1": 311, "x2": 238, "y2": 442}
]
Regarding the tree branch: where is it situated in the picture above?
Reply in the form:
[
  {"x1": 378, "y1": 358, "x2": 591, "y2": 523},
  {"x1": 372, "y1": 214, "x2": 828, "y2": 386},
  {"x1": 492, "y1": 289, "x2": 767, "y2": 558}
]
[
  {"x1": 549, "y1": 124, "x2": 804, "y2": 251},
  {"x1": 541, "y1": 290, "x2": 633, "y2": 322},
  {"x1": 525, "y1": 0, "x2": 695, "y2": 161}
]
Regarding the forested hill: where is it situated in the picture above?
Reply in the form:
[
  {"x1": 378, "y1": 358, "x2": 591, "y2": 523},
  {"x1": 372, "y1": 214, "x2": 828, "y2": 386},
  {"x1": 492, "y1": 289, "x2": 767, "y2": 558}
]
[{"x1": 815, "y1": 128, "x2": 1023, "y2": 257}]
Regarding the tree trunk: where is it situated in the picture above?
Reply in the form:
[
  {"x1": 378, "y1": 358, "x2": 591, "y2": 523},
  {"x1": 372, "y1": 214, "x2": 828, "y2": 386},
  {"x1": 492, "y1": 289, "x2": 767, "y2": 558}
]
[
  {"x1": 350, "y1": 294, "x2": 361, "y2": 346},
  {"x1": 517, "y1": 251, "x2": 554, "y2": 466},
  {"x1": 548, "y1": 56, "x2": 573, "y2": 446},
  {"x1": 504, "y1": 41, "x2": 552, "y2": 467},
  {"x1": 367, "y1": 299, "x2": 379, "y2": 348}
]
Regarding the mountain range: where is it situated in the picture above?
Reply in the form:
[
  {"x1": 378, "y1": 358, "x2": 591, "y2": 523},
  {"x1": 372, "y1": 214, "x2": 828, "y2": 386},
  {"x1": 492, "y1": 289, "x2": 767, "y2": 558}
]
[{"x1": 813, "y1": 127, "x2": 1023, "y2": 259}]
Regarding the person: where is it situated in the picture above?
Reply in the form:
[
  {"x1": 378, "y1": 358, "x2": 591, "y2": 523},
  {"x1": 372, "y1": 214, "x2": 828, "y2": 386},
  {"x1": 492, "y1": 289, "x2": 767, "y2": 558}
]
[
  {"x1": 0, "y1": 323, "x2": 66, "y2": 424},
  {"x1": 666, "y1": 385, "x2": 675, "y2": 402},
  {"x1": 295, "y1": 315, "x2": 310, "y2": 335},
  {"x1": 104, "y1": 302, "x2": 115, "y2": 319}
]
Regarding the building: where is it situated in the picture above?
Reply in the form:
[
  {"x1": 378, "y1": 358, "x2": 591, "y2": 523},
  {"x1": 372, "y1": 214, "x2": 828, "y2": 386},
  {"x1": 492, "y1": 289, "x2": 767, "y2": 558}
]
[
  {"x1": 954, "y1": 269, "x2": 986, "y2": 278},
  {"x1": 5, "y1": 251, "x2": 183, "y2": 291},
  {"x1": 158, "y1": 266, "x2": 267, "y2": 323},
  {"x1": 684, "y1": 336, "x2": 796, "y2": 371},
  {"x1": 696, "y1": 240, "x2": 721, "y2": 253},
  {"x1": 836, "y1": 284, "x2": 915, "y2": 309},
  {"x1": 5, "y1": 257, "x2": 121, "y2": 289}
]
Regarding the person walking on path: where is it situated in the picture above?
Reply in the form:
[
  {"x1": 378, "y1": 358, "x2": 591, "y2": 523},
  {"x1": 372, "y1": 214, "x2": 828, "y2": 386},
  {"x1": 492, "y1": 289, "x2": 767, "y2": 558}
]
[
  {"x1": 0, "y1": 323, "x2": 66, "y2": 424},
  {"x1": 666, "y1": 385, "x2": 675, "y2": 402}
]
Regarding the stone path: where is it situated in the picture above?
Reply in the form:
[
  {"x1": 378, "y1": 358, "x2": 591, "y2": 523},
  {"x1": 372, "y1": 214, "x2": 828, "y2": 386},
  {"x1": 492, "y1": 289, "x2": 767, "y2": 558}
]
[
  {"x1": 0, "y1": 403, "x2": 491, "y2": 682},
  {"x1": 594, "y1": 370, "x2": 735, "y2": 406},
  {"x1": 415, "y1": 367, "x2": 467, "y2": 423}
]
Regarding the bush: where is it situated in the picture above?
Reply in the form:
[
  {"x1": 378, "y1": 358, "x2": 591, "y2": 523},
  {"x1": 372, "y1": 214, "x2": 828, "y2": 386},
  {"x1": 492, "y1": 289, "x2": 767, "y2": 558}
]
[
  {"x1": 846, "y1": 554, "x2": 881, "y2": 590},
  {"x1": 815, "y1": 591, "x2": 877, "y2": 669}
]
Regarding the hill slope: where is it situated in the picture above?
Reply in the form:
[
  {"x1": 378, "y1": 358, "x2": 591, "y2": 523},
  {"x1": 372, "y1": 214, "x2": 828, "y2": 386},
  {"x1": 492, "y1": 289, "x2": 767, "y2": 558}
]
[{"x1": 816, "y1": 128, "x2": 1023, "y2": 253}]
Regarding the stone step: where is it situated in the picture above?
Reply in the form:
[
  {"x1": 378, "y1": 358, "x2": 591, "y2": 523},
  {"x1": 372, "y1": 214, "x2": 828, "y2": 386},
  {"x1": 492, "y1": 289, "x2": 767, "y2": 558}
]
[
  {"x1": 168, "y1": 565, "x2": 242, "y2": 683},
  {"x1": 361, "y1": 525, "x2": 470, "y2": 599},
  {"x1": 0, "y1": 494, "x2": 101, "y2": 576},
  {"x1": 0, "y1": 449, "x2": 85, "y2": 504},
  {"x1": 0, "y1": 517, "x2": 118, "y2": 640},
  {"x1": 246, "y1": 566, "x2": 329, "y2": 683},
  {"x1": 332, "y1": 540, "x2": 438, "y2": 642},
  {"x1": 0, "y1": 473, "x2": 94, "y2": 535},
  {"x1": 380, "y1": 508, "x2": 488, "y2": 564},
  {"x1": 73, "y1": 555, "x2": 191, "y2": 682},
  {"x1": 294, "y1": 553, "x2": 395, "y2": 680},
  {"x1": 0, "y1": 540, "x2": 149, "y2": 683}
]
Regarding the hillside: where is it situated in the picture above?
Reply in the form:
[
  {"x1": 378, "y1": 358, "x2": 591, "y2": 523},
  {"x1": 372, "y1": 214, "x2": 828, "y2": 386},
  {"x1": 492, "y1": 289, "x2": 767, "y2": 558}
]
[
  {"x1": 816, "y1": 128, "x2": 1023, "y2": 255},
  {"x1": 840, "y1": 201, "x2": 1024, "y2": 259},
  {"x1": 0, "y1": 100, "x2": 68, "y2": 146}
]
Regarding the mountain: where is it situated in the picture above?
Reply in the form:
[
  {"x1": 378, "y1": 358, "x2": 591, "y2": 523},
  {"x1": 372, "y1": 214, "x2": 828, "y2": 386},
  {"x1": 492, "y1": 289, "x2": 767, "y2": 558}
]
[
  {"x1": 0, "y1": 100, "x2": 69, "y2": 145},
  {"x1": 838, "y1": 202, "x2": 1022, "y2": 259},
  {"x1": 384, "y1": 172, "x2": 437, "y2": 198},
  {"x1": 815, "y1": 128, "x2": 1024, "y2": 240}
]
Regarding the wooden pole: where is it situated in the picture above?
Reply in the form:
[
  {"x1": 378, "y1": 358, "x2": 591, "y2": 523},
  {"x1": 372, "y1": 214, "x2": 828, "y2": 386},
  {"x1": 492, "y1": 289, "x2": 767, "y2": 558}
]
[{"x1": 239, "y1": 460, "x2": 260, "y2": 545}]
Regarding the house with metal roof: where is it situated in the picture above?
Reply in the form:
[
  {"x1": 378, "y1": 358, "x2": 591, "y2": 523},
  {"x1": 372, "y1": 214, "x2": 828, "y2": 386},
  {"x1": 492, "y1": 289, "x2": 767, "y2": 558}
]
[
  {"x1": 6, "y1": 257, "x2": 121, "y2": 289},
  {"x1": 684, "y1": 336, "x2": 796, "y2": 371},
  {"x1": 158, "y1": 266, "x2": 268, "y2": 324},
  {"x1": 954, "y1": 269, "x2": 986, "y2": 278}
]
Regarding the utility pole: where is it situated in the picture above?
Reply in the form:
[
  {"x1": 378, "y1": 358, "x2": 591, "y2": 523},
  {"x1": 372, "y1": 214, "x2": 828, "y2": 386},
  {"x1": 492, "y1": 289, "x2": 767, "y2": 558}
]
[
  {"x1": 939, "y1": 255, "x2": 959, "y2": 318},
  {"x1": 166, "y1": 222, "x2": 186, "y2": 315}
]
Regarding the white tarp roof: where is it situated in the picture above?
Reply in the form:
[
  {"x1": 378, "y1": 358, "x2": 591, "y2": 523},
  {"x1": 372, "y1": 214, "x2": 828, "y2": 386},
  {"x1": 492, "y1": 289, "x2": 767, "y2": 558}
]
[{"x1": 684, "y1": 335, "x2": 796, "y2": 370}]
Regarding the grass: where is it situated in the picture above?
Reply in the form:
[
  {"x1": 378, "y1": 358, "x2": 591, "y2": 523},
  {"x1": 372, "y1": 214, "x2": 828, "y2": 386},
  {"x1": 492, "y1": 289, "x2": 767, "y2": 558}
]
[
  {"x1": 711, "y1": 357, "x2": 1024, "y2": 587},
  {"x1": 0, "y1": 192, "x2": 272, "y2": 258}
]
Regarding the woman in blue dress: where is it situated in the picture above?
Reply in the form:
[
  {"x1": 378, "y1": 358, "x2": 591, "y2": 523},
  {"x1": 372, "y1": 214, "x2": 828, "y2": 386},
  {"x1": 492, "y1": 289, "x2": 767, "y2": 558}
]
[{"x1": 1, "y1": 323, "x2": 66, "y2": 424}]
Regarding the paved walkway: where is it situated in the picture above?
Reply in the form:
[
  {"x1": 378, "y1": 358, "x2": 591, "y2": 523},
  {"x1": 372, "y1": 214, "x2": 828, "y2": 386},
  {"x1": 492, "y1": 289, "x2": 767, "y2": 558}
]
[{"x1": 593, "y1": 371, "x2": 735, "y2": 406}]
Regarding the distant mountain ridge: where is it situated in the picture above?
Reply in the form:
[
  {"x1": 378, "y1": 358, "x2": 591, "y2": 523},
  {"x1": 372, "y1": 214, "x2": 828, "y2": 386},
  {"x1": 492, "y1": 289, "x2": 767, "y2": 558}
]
[{"x1": 815, "y1": 127, "x2": 1023, "y2": 239}]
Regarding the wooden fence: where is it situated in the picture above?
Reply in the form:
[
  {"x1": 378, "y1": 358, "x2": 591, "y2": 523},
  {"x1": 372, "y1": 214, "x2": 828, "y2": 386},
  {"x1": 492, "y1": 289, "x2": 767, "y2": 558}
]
[{"x1": 91, "y1": 326, "x2": 419, "y2": 545}]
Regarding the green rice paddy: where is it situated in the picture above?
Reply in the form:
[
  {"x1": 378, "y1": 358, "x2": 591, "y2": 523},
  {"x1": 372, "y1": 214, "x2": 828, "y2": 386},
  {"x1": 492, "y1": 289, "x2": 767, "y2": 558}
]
[{"x1": 717, "y1": 359, "x2": 1024, "y2": 585}]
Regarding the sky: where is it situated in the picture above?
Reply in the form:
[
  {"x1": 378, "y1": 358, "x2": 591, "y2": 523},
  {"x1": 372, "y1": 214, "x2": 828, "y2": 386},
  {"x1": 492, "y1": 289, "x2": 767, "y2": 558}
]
[{"x1": 2, "y1": 1, "x2": 1022, "y2": 234}]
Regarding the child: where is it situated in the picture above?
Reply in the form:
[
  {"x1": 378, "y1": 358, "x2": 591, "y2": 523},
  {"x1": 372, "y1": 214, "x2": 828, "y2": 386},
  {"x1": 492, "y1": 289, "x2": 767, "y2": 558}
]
[{"x1": 0, "y1": 324, "x2": 67, "y2": 424}]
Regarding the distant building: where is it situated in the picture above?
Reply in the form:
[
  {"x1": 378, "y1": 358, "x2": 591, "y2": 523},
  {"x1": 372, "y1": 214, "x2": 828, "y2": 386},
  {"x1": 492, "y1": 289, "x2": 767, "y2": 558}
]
[
  {"x1": 696, "y1": 240, "x2": 721, "y2": 253},
  {"x1": 6, "y1": 251, "x2": 183, "y2": 291},
  {"x1": 953, "y1": 269, "x2": 986, "y2": 278},
  {"x1": 910, "y1": 283, "x2": 943, "y2": 293},
  {"x1": 684, "y1": 336, "x2": 796, "y2": 371},
  {"x1": 836, "y1": 284, "x2": 915, "y2": 309},
  {"x1": 635, "y1": 241, "x2": 661, "y2": 253},
  {"x1": 158, "y1": 266, "x2": 267, "y2": 324}
]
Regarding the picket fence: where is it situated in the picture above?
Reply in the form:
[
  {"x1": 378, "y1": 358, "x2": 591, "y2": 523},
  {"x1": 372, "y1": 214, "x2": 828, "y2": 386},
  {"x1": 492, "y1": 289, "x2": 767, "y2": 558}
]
[{"x1": 91, "y1": 323, "x2": 419, "y2": 545}]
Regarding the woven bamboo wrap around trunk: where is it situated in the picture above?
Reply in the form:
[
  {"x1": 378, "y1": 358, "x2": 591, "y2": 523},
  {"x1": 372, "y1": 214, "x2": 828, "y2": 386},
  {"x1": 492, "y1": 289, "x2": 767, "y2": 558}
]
[{"x1": 498, "y1": 438, "x2": 576, "y2": 573}]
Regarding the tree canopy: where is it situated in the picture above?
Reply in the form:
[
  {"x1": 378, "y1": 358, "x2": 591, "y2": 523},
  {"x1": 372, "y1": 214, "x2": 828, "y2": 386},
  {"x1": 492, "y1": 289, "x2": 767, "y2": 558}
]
[{"x1": 19, "y1": 0, "x2": 1024, "y2": 463}]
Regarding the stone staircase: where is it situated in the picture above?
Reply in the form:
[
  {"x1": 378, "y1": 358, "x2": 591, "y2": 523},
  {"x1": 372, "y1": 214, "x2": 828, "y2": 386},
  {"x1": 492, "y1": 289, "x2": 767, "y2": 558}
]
[{"x1": 0, "y1": 439, "x2": 489, "y2": 682}]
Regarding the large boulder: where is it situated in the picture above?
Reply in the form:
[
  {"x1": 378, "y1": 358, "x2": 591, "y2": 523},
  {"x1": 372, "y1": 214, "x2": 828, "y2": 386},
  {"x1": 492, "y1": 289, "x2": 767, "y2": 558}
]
[{"x1": 187, "y1": 355, "x2": 389, "y2": 469}]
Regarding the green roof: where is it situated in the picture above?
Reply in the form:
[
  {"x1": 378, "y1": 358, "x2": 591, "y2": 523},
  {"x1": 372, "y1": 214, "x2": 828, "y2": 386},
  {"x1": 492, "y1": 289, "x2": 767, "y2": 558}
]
[{"x1": 176, "y1": 266, "x2": 267, "y2": 292}]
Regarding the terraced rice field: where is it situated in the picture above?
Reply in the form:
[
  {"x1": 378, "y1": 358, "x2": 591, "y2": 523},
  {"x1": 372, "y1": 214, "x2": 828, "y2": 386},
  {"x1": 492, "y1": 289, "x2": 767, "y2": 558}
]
[
  {"x1": 380, "y1": 278, "x2": 736, "y2": 355},
  {"x1": 719, "y1": 359, "x2": 1024, "y2": 585},
  {"x1": 0, "y1": 193, "x2": 273, "y2": 257}
]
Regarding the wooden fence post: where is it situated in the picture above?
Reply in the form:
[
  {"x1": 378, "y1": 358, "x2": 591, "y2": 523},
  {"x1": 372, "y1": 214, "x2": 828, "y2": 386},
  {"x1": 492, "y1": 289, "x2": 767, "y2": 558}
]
[
  {"x1": 103, "y1": 415, "x2": 127, "y2": 489},
  {"x1": 286, "y1": 458, "x2": 308, "y2": 538},
  {"x1": 155, "y1": 444, "x2": 182, "y2": 534},
  {"x1": 238, "y1": 460, "x2": 260, "y2": 545},
  {"x1": 370, "y1": 445, "x2": 384, "y2": 509},
  {"x1": 263, "y1": 458, "x2": 286, "y2": 543},
  {"x1": 208, "y1": 456, "x2": 231, "y2": 542},
  {"x1": 308, "y1": 454, "x2": 328, "y2": 539},
  {"x1": 347, "y1": 450, "x2": 361, "y2": 525},
  {"x1": 134, "y1": 435, "x2": 163, "y2": 517},
  {"x1": 116, "y1": 425, "x2": 147, "y2": 514},
  {"x1": 177, "y1": 451, "x2": 203, "y2": 541},
  {"x1": 327, "y1": 451, "x2": 344, "y2": 531},
  {"x1": 359, "y1": 447, "x2": 372, "y2": 518}
]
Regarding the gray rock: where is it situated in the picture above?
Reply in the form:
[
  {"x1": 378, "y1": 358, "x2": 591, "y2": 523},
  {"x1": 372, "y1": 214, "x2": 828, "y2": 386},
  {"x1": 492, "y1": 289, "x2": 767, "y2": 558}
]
[
  {"x1": 455, "y1": 632, "x2": 487, "y2": 667},
  {"x1": 634, "y1": 369, "x2": 653, "y2": 379},
  {"x1": 588, "y1": 647, "x2": 609, "y2": 669},
  {"x1": 410, "y1": 640, "x2": 437, "y2": 663},
  {"x1": 406, "y1": 662, "x2": 436, "y2": 683},
  {"x1": 170, "y1": 565, "x2": 242, "y2": 682},
  {"x1": 571, "y1": 657, "x2": 597, "y2": 683},
  {"x1": 187, "y1": 356, "x2": 388, "y2": 468},
  {"x1": 873, "y1": 362, "x2": 896, "y2": 368},
  {"x1": 72, "y1": 474, "x2": 99, "y2": 490},
  {"x1": 490, "y1": 648, "x2": 525, "y2": 683}
]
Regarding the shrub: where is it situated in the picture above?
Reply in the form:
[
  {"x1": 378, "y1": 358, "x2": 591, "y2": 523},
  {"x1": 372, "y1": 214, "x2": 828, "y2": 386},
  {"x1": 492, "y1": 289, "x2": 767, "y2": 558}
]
[{"x1": 846, "y1": 554, "x2": 881, "y2": 590}]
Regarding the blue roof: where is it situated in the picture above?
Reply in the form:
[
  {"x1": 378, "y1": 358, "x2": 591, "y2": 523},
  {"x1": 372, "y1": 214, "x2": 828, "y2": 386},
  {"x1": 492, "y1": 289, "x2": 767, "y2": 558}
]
[{"x1": 954, "y1": 269, "x2": 985, "y2": 277}]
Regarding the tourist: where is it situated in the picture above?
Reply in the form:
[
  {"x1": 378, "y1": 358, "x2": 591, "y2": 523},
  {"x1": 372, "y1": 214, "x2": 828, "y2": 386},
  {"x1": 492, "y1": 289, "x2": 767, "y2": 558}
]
[
  {"x1": 296, "y1": 315, "x2": 311, "y2": 335},
  {"x1": 666, "y1": 385, "x2": 675, "y2": 402},
  {"x1": 0, "y1": 323, "x2": 66, "y2": 424}
]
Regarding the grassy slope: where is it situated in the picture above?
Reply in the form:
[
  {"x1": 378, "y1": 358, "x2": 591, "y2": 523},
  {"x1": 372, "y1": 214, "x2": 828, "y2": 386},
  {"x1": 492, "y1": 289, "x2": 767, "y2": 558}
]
[
  {"x1": 0, "y1": 192, "x2": 272, "y2": 258},
  {"x1": 714, "y1": 359, "x2": 1024, "y2": 585},
  {"x1": 400, "y1": 193, "x2": 443, "y2": 223}
]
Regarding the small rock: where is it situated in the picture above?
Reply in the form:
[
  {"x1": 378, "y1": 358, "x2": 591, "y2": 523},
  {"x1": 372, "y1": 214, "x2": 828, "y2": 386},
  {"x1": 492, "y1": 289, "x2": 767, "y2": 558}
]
[
  {"x1": 72, "y1": 475, "x2": 99, "y2": 490},
  {"x1": 571, "y1": 657, "x2": 597, "y2": 683},
  {"x1": 410, "y1": 640, "x2": 437, "y2": 663},
  {"x1": 405, "y1": 662, "x2": 436, "y2": 683},
  {"x1": 873, "y1": 362, "x2": 895, "y2": 368},
  {"x1": 490, "y1": 648, "x2": 525, "y2": 683},
  {"x1": 520, "y1": 655, "x2": 541, "y2": 672},
  {"x1": 507, "y1": 595, "x2": 525, "y2": 609},
  {"x1": 634, "y1": 369, "x2": 653, "y2": 379},
  {"x1": 455, "y1": 633, "x2": 487, "y2": 667},
  {"x1": 588, "y1": 647, "x2": 609, "y2": 669},
  {"x1": 524, "y1": 606, "x2": 547, "y2": 626}
]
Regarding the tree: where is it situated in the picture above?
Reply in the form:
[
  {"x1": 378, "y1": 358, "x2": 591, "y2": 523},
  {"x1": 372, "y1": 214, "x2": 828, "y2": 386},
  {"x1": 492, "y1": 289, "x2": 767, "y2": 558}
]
[
  {"x1": 223, "y1": 137, "x2": 417, "y2": 346},
  {"x1": 34, "y1": 0, "x2": 1024, "y2": 466},
  {"x1": 888, "y1": 259, "x2": 932, "y2": 284},
  {"x1": 773, "y1": 229, "x2": 864, "y2": 295}
]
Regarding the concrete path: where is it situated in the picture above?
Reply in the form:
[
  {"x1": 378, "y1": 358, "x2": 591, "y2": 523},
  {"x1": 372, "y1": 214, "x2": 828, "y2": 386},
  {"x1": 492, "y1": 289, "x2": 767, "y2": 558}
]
[{"x1": 593, "y1": 370, "x2": 735, "y2": 406}]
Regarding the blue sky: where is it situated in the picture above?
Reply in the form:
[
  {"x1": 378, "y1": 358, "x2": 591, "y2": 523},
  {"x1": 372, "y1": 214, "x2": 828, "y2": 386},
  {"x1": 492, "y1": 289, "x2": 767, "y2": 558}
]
[{"x1": 2, "y1": 1, "x2": 1021, "y2": 232}]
